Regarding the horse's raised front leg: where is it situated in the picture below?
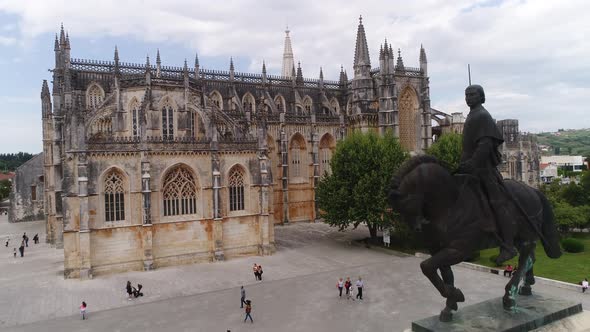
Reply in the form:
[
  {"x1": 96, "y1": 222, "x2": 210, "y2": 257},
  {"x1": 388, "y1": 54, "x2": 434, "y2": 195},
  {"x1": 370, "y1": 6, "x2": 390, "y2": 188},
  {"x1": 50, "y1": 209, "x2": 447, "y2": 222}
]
[
  {"x1": 420, "y1": 248, "x2": 465, "y2": 322},
  {"x1": 503, "y1": 241, "x2": 535, "y2": 310},
  {"x1": 519, "y1": 244, "x2": 536, "y2": 296}
]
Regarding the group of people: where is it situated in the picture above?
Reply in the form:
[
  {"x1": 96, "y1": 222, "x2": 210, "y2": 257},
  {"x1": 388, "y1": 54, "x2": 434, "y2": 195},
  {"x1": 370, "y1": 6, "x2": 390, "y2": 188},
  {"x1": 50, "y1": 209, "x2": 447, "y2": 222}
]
[
  {"x1": 126, "y1": 281, "x2": 144, "y2": 299},
  {"x1": 6, "y1": 232, "x2": 39, "y2": 258},
  {"x1": 252, "y1": 263, "x2": 263, "y2": 281},
  {"x1": 240, "y1": 286, "x2": 253, "y2": 323},
  {"x1": 337, "y1": 277, "x2": 364, "y2": 301}
]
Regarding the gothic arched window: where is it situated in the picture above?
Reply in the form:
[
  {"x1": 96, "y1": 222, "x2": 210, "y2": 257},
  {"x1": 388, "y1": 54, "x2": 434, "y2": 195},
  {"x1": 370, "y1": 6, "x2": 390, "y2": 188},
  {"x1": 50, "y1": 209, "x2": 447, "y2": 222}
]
[
  {"x1": 242, "y1": 93, "x2": 255, "y2": 113},
  {"x1": 162, "y1": 166, "x2": 197, "y2": 216},
  {"x1": 319, "y1": 134, "x2": 335, "y2": 176},
  {"x1": 104, "y1": 170, "x2": 125, "y2": 222},
  {"x1": 228, "y1": 166, "x2": 245, "y2": 211},
  {"x1": 130, "y1": 101, "x2": 140, "y2": 138},
  {"x1": 210, "y1": 91, "x2": 222, "y2": 109},
  {"x1": 290, "y1": 134, "x2": 306, "y2": 180},
  {"x1": 303, "y1": 97, "x2": 312, "y2": 114},
  {"x1": 87, "y1": 84, "x2": 104, "y2": 109},
  {"x1": 161, "y1": 105, "x2": 174, "y2": 140},
  {"x1": 274, "y1": 95, "x2": 285, "y2": 113}
]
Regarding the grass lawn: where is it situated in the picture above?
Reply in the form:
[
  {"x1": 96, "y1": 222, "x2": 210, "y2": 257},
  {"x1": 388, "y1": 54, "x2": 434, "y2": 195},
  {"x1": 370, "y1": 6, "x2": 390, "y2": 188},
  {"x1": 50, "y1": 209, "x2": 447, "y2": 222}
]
[{"x1": 473, "y1": 233, "x2": 590, "y2": 284}]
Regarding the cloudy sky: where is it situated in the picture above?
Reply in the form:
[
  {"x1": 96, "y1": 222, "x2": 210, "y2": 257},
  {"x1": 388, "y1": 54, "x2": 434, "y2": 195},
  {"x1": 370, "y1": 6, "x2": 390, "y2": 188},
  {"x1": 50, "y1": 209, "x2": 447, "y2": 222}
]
[{"x1": 0, "y1": 0, "x2": 588, "y2": 153}]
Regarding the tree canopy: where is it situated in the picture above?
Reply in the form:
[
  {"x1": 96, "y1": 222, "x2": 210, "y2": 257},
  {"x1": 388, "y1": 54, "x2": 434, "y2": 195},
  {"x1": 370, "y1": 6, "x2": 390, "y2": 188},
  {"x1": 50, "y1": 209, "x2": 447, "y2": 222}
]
[
  {"x1": 316, "y1": 131, "x2": 408, "y2": 241},
  {"x1": 426, "y1": 133, "x2": 462, "y2": 171}
]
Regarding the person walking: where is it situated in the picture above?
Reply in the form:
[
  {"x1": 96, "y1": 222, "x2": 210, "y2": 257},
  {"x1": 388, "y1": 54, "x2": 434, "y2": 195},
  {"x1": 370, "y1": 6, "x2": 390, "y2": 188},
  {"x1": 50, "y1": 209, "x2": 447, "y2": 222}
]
[
  {"x1": 5, "y1": 238, "x2": 8, "y2": 247},
  {"x1": 347, "y1": 284, "x2": 355, "y2": 301},
  {"x1": 80, "y1": 301, "x2": 87, "y2": 320},
  {"x1": 18, "y1": 242, "x2": 24, "y2": 257},
  {"x1": 582, "y1": 278, "x2": 589, "y2": 293},
  {"x1": 126, "y1": 281, "x2": 133, "y2": 300},
  {"x1": 253, "y1": 264, "x2": 259, "y2": 281},
  {"x1": 33, "y1": 234, "x2": 39, "y2": 244},
  {"x1": 240, "y1": 286, "x2": 246, "y2": 308},
  {"x1": 344, "y1": 277, "x2": 352, "y2": 297},
  {"x1": 22, "y1": 233, "x2": 27, "y2": 247},
  {"x1": 356, "y1": 277, "x2": 364, "y2": 300},
  {"x1": 257, "y1": 264, "x2": 263, "y2": 281},
  {"x1": 244, "y1": 300, "x2": 253, "y2": 323},
  {"x1": 13, "y1": 248, "x2": 16, "y2": 258},
  {"x1": 337, "y1": 278, "x2": 344, "y2": 298}
]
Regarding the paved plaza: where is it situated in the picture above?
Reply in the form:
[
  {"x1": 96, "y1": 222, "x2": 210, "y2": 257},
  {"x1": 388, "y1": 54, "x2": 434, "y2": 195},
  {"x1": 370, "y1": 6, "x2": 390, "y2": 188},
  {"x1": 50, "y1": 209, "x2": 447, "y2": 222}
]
[{"x1": 0, "y1": 215, "x2": 588, "y2": 332}]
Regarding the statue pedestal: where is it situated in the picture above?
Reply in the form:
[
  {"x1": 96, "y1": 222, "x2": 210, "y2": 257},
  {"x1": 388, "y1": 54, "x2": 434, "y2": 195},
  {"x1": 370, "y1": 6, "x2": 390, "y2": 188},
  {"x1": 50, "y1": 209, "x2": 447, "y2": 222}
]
[{"x1": 412, "y1": 294, "x2": 582, "y2": 332}]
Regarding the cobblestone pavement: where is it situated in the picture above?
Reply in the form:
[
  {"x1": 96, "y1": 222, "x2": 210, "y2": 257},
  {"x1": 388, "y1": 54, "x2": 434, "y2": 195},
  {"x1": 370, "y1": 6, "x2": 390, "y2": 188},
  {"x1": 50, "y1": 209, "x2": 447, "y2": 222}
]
[{"x1": 1, "y1": 215, "x2": 588, "y2": 331}]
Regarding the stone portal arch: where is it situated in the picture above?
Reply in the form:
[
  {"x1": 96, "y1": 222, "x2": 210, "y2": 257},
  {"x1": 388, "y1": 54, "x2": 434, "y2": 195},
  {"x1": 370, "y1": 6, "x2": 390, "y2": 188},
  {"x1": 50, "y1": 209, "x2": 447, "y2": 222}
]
[{"x1": 398, "y1": 86, "x2": 420, "y2": 151}]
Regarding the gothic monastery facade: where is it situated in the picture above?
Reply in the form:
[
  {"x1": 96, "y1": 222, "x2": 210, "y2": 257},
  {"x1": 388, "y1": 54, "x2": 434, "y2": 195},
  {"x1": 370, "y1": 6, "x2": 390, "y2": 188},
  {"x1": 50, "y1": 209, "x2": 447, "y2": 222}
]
[{"x1": 42, "y1": 17, "x2": 433, "y2": 278}]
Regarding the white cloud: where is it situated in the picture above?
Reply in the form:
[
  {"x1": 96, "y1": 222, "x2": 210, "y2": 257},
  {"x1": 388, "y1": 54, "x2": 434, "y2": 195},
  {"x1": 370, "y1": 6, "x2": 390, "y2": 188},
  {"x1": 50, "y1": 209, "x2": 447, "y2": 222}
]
[
  {"x1": 0, "y1": 35, "x2": 15, "y2": 45},
  {"x1": 0, "y1": 0, "x2": 589, "y2": 134}
]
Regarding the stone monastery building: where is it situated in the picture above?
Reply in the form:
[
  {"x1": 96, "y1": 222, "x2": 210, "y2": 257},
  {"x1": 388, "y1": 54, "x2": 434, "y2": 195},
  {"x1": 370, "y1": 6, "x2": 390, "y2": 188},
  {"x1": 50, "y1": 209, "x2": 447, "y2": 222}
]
[{"x1": 42, "y1": 17, "x2": 435, "y2": 278}]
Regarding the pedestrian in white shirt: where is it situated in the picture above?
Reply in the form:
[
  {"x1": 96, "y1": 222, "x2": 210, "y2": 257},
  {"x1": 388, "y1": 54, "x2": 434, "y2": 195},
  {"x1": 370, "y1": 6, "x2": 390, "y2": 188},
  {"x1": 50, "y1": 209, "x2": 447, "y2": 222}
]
[
  {"x1": 356, "y1": 277, "x2": 364, "y2": 300},
  {"x1": 582, "y1": 278, "x2": 588, "y2": 293}
]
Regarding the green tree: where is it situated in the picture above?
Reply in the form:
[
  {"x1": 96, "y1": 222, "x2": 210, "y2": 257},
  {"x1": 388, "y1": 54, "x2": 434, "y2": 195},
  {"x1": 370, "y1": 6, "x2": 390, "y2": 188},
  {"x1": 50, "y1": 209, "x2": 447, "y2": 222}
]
[
  {"x1": 316, "y1": 131, "x2": 409, "y2": 241},
  {"x1": 561, "y1": 182, "x2": 588, "y2": 207},
  {"x1": 553, "y1": 201, "x2": 588, "y2": 232},
  {"x1": 0, "y1": 180, "x2": 11, "y2": 200},
  {"x1": 426, "y1": 133, "x2": 462, "y2": 171}
]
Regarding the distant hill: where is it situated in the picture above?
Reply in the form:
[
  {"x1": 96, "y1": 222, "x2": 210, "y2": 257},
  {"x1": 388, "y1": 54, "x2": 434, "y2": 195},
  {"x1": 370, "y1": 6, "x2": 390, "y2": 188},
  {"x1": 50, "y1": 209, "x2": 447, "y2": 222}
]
[{"x1": 535, "y1": 128, "x2": 590, "y2": 157}]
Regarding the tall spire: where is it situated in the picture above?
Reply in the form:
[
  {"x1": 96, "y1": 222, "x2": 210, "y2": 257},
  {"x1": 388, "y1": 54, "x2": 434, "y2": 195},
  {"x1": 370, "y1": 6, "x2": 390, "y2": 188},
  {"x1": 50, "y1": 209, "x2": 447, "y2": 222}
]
[
  {"x1": 420, "y1": 44, "x2": 427, "y2": 75},
  {"x1": 419, "y1": 44, "x2": 427, "y2": 63},
  {"x1": 396, "y1": 48, "x2": 405, "y2": 70},
  {"x1": 229, "y1": 57, "x2": 235, "y2": 81},
  {"x1": 281, "y1": 26, "x2": 295, "y2": 77},
  {"x1": 194, "y1": 51, "x2": 200, "y2": 79},
  {"x1": 353, "y1": 15, "x2": 371, "y2": 77},
  {"x1": 296, "y1": 61, "x2": 303, "y2": 83},
  {"x1": 156, "y1": 49, "x2": 161, "y2": 78},
  {"x1": 41, "y1": 79, "x2": 50, "y2": 98},
  {"x1": 65, "y1": 32, "x2": 70, "y2": 50},
  {"x1": 319, "y1": 67, "x2": 324, "y2": 89},
  {"x1": 262, "y1": 60, "x2": 268, "y2": 84},
  {"x1": 54, "y1": 34, "x2": 59, "y2": 51},
  {"x1": 59, "y1": 23, "x2": 66, "y2": 46}
]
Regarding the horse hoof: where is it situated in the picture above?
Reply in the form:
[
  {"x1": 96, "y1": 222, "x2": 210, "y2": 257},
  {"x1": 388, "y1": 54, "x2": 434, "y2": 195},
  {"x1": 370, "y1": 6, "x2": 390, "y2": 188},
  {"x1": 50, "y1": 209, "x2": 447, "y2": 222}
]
[
  {"x1": 439, "y1": 309, "x2": 453, "y2": 322},
  {"x1": 450, "y1": 287, "x2": 465, "y2": 303},
  {"x1": 519, "y1": 286, "x2": 532, "y2": 296},
  {"x1": 503, "y1": 296, "x2": 516, "y2": 311},
  {"x1": 446, "y1": 298, "x2": 458, "y2": 311},
  {"x1": 525, "y1": 275, "x2": 536, "y2": 285}
]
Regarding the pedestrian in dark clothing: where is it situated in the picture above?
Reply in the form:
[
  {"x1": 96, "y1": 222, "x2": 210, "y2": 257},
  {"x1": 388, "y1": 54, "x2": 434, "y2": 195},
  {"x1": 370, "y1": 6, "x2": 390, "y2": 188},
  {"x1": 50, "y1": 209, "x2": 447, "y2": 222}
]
[
  {"x1": 253, "y1": 264, "x2": 259, "y2": 281},
  {"x1": 356, "y1": 277, "x2": 364, "y2": 300},
  {"x1": 257, "y1": 265, "x2": 263, "y2": 281},
  {"x1": 19, "y1": 244, "x2": 24, "y2": 257},
  {"x1": 344, "y1": 277, "x2": 352, "y2": 296},
  {"x1": 126, "y1": 281, "x2": 133, "y2": 300},
  {"x1": 22, "y1": 233, "x2": 28, "y2": 247},
  {"x1": 5, "y1": 238, "x2": 8, "y2": 247},
  {"x1": 244, "y1": 300, "x2": 253, "y2": 323},
  {"x1": 13, "y1": 248, "x2": 16, "y2": 258},
  {"x1": 33, "y1": 234, "x2": 39, "y2": 244},
  {"x1": 240, "y1": 286, "x2": 246, "y2": 308}
]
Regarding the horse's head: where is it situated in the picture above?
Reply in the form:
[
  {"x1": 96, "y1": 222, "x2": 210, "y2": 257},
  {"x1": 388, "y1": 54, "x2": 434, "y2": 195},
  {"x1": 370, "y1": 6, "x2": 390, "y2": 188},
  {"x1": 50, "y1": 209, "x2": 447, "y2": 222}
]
[{"x1": 389, "y1": 155, "x2": 455, "y2": 232}]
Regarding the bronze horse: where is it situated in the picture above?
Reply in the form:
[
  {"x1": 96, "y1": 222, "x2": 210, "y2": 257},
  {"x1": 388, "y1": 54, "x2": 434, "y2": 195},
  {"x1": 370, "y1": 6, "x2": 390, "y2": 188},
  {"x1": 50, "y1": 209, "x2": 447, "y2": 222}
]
[{"x1": 389, "y1": 156, "x2": 561, "y2": 322}]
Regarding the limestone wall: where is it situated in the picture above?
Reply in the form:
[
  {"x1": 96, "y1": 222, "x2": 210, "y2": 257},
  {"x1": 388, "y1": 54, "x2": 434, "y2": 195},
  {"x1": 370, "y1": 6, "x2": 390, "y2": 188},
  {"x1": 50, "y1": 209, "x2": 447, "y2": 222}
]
[{"x1": 9, "y1": 153, "x2": 45, "y2": 222}]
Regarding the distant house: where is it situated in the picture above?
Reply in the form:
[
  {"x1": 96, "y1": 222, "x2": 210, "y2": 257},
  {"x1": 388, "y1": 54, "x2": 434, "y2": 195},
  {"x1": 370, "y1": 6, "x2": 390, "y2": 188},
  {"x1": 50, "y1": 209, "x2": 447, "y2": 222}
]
[
  {"x1": 541, "y1": 155, "x2": 586, "y2": 172},
  {"x1": 8, "y1": 153, "x2": 44, "y2": 223},
  {"x1": 539, "y1": 163, "x2": 558, "y2": 184},
  {"x1": 0, "y1": 172, "x2": 16, "y2": 182}
]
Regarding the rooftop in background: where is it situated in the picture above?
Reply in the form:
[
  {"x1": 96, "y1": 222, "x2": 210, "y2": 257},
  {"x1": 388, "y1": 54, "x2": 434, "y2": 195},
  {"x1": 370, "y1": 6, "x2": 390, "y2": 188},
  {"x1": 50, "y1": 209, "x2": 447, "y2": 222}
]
[{"x1": 0, "y1": 172, "x2": 16, "y2": 181}]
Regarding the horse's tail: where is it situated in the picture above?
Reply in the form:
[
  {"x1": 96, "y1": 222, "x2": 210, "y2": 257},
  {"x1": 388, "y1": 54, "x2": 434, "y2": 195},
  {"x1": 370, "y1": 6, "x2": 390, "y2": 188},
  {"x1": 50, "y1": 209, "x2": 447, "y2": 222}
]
[{"x1": 537, "y1": 190, "x2": 562, "y2": 259}]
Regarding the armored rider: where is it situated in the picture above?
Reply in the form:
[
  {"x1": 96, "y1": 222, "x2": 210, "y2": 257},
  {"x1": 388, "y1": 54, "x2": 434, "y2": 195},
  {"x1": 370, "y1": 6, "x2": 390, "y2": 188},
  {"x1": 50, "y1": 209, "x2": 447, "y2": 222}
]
[{"x1": 457, "y1": 84, "x2": 517, "y2": 264}]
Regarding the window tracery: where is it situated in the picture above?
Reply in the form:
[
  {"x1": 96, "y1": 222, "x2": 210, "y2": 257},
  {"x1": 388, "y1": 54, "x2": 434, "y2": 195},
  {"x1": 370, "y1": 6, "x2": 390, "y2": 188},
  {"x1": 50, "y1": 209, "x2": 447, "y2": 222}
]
[
  {"x1": 228, "y1": 166, "x2": 245, "y2": 211},
  {"x1": 161, "y1": 104, "x2": 174, "y2": 140},
  {"x1": 303, "y1": 97, "x2": 312, "y2": 114},
  {"x1": 87, "y1": 84, "x2": 104, "y2": 109},
  {"x1": 162, "y1": 166, "x2": 197, "y2": 216},
  {"x1": 104, "y1": 170, "x2": 125, "y2": 222}
]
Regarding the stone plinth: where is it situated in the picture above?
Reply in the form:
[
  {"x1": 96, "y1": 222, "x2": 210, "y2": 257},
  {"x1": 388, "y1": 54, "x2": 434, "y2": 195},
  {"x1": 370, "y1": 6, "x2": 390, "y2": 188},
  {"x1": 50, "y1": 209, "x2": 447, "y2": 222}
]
[{"x1": 412, "y1": 294, "x2": 582, "y2": 332}]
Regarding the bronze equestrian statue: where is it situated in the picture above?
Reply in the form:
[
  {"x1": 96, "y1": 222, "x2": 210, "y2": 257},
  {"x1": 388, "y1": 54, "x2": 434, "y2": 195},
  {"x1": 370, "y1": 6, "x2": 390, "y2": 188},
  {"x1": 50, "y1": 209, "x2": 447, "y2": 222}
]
[{"x1": 389, "y1": 85, "x2": 561, "y2": 322}]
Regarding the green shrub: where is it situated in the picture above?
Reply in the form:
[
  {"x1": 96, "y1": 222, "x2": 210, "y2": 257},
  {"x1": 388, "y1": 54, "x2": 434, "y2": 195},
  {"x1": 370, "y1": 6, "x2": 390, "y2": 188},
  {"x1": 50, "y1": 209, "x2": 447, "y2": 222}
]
[
  {"x1": 489, "y1": 254, "x2": 501, "y2": 266},
  {"x1": 561, "y1": 238, "x2": 585, "y2": 253}
]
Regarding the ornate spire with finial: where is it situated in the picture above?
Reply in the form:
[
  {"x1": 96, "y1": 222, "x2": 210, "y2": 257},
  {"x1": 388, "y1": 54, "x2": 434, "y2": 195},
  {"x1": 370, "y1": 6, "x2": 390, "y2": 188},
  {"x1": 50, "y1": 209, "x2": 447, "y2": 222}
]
[
  {"x1": 282, "y1": 25, "x2": 295, "y2": 77},
  {"x1": 113, "y1": 46, "x2": 120, "y2": 75},
  {"x1": 65, "y1": 32, "x2": 70, "y2": 50},
  {"x1": 194, "y1": 51, "x2": 200, "y2": 79},
  {"x1": 229, "y1": 57, "x2": 235, "y2": 80},
  {"x1": 420, "y1": 44, "x2": 427, "y2": 63},
  {"x1": 296, "y1": 61, "x2": 303, "y2": 83},
  {"x1": 262, "y1": 60, "x2": 267, "y2": 84},
  {"x1": 419, "y1": 44, "x2": 427, "y2": 75},
  {"x1": 59, "y1": 23, "x2": 66, "y2": 45},
  {"x1": 183, "y1": 58, "x2": 188, "y2": 74},
  {"x1": 319, "y1": 67, "x2": 324, "y2": 89},
  {"x1": 155, "y1": 49, "x2": 161, "y2": 78},
  {"x1": 41, "y1": 79, "x2": 50, "y2": 98},
  {"x1": 339, "y1": 65, "x2": 346, "y2": 86},
  {"x1": 396, "y1": 48, "x2": 404, "y2": 70},
  {"x1": 353, "y1": 15, "x2": 371, "y2": 77},
  {"x1": 54, "y1": 34, "x2": 59, "y2": 51},
  {"x1": 145, "y1": 54, "x2": 151, "y2": 71}
]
